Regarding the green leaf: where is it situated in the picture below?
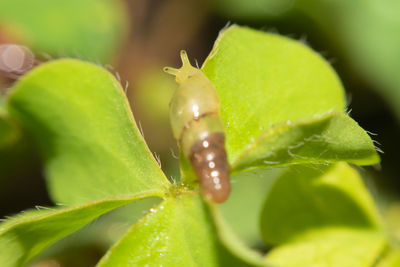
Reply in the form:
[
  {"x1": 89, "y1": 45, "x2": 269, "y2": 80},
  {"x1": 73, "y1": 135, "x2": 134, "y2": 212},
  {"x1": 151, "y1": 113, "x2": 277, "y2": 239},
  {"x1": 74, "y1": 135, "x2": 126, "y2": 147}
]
[
  {"x1": 232, "y1": 112, "x2": 379, "y2": 172},
  {"x1": 202, "y1": 25, "x2": 345, "y2": 160},
  {"x1": 296, "y1": 0, "x2": 400, "y2": 119},
  {"x1": 260, "y1": 162, "x2": 383, "y2": 245},
  {"x1": 176, "y1": 26, "x2": 381, "y2": 265},
  {"x1": 8, "y1": 59, "x2": 170, "y2": 205},
  {"x1": 201, "y1": 26, "x2": 378, "y2": 170},
  {"x1": 265, "y1": 228, "x2": 387, "y2": 267},
  {"x1": 28, "y1": 197, "x2": 162, "y2": 266},
  {"x1": 385, "y1": 202, "x2": 400, "y2": 244},
  {"x1": 218, "y1": 168, "x2": 284, "y2": 246},
  {"x1": 260, "y1": 163, "x2": 387, "y2": 266},
  {"x1": 0, "y1": 194, "x2": 161, "y2": 267},
  {"x1": 98, "y1": 194, "x2": 253, "y2": 267},
  {"x1": 209, "y1": 198, "x2": 271, "y2": 266},
  {"x1": 378, "y1": 250, "x2": 400, "y2": 267},
  {"x1": 0, "y1": 0, "x2": 127, "y2": 62}
]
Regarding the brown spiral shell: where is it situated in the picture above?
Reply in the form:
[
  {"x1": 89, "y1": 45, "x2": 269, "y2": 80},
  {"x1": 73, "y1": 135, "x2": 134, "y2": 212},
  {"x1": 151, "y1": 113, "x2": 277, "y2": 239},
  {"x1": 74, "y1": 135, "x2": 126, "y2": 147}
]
[{"x1": 189, "y1": 132, "x2": 231, "y2": 203}]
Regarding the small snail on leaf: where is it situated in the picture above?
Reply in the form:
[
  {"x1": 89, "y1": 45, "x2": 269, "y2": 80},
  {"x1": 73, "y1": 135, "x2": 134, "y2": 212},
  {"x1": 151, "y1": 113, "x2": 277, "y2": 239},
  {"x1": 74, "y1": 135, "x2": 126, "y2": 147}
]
[{"x1": 164, "y1": 50, "x2": 231, "y2": 203}]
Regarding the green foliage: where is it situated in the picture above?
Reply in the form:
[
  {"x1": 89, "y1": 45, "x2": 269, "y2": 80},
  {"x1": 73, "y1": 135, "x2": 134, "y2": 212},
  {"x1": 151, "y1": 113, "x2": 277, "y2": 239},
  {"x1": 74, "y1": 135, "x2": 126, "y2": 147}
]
[
  {"x1": 260, "y1": 163, "x2": 382, "y2": 245},
  {"x1": 98, "y1": 194, "x2": 248, "y2": 266},
  {"x1": 266, "y1": 229, "x2": 386, "y2": 267},
  {"x1": 260, "y1": 163, "x2": 387, "y2": 266},
  {"x1": 211, "y1": 0, "x2": 400, "y2": 119},
  {"x1": 8, "y1": 60, "x2": 170, "y2": 205},
  {"x1": 295, "y1": 0, "x2": 400, "y2": 119},
  {"x1": 379, "y1": 250, "x2": 400, "y2": 267},
  {"x1": 0, "y1": 0, "x2": 127, "y2": 62},
  {"x1": 202, "y1": 26, "x2": 377, "y2": 171},
  {"x1": 259, "y1": 162, "x2": 387, "y2": 267},
  {"x1": 218, "y1": 168, "x2": 284, "y2": 245},
  {"x1": 0, "y1": 195, "x2": 158, "y2": 267},
  {"x1": 231, "y1": 112, "x2": 379, "y2": 171},
  {"x1": 0, "y1": 25, "x2": 387, "y2": 266}
]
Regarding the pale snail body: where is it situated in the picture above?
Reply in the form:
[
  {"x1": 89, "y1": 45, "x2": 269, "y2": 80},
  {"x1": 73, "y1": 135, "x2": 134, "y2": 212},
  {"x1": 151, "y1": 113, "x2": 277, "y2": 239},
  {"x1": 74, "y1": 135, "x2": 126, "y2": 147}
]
[{"x1": 164, "y1": 50, "x2": 231, "y2": 203}]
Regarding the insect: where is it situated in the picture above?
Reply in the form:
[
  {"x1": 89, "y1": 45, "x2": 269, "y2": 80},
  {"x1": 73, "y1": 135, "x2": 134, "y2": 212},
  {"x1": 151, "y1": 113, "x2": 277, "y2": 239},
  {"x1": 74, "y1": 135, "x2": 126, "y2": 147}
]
[
  {"x1": 0, "y1": 44, "x2": 35, "y2": 79},
  {"x1": 164, "y1": 50, "x2": 231, "y2": 203}
]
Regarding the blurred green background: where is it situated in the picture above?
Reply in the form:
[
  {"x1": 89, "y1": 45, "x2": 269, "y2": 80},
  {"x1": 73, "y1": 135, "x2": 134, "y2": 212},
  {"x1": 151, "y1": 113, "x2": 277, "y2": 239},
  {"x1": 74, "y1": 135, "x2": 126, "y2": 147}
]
[{"x1": 0, "y1": 0, "x2": 399, "y2": 266}]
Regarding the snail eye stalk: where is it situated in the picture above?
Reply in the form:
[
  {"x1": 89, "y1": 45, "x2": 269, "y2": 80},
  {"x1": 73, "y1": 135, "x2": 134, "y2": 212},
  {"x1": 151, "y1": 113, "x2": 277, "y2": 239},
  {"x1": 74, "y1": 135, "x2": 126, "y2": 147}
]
[{"x1": 163, "y1": 66, "x2": 179, "y2": 76}]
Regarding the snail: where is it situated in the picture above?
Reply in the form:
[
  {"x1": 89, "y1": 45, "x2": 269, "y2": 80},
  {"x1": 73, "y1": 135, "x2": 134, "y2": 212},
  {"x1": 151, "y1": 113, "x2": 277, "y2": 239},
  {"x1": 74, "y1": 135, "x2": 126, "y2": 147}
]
[{"x1": 164, "y1": 50, "x2": 230, "y2": 203}]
